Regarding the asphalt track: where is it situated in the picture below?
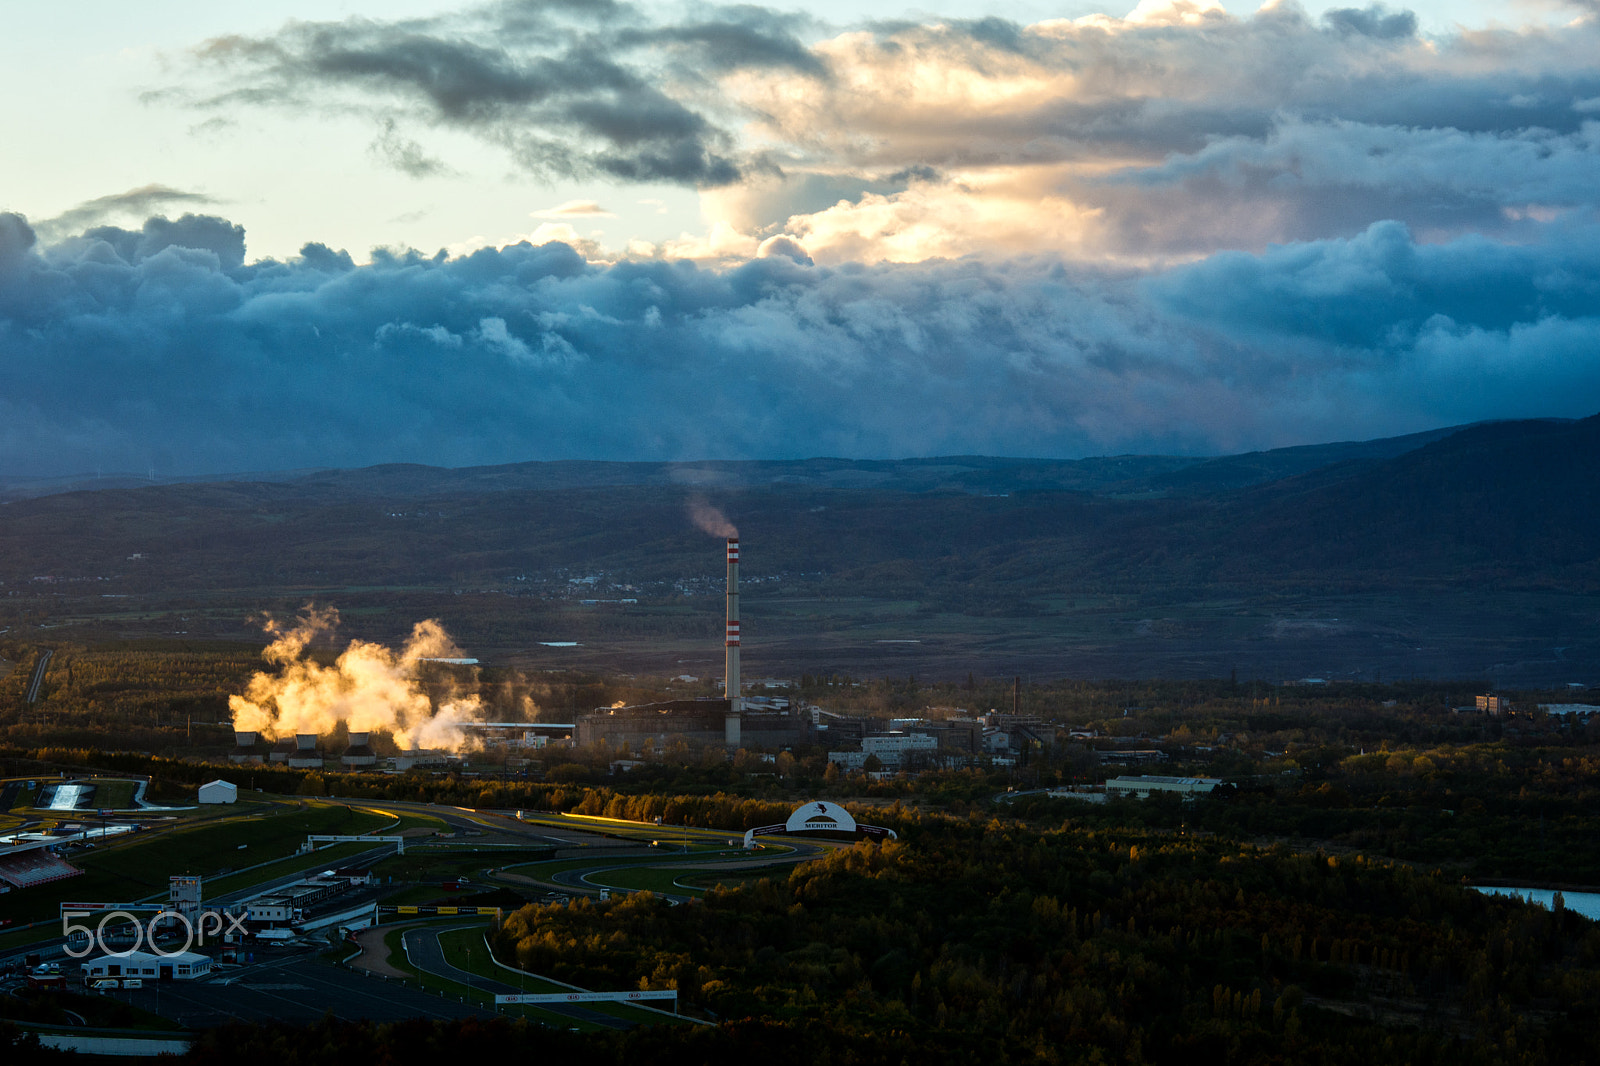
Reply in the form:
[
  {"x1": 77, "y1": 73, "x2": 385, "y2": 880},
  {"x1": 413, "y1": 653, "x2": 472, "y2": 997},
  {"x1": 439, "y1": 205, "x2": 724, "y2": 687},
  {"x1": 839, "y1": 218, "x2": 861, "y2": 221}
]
[
  {"x1": 23, "y1": 649, "x2": 52, "y2": 703},
  {"x1": 107, "y1": 953, "x2": 495, "y2": 1027},
  {"x1": 541, "y1": 837, "x2": 831, "y2": 900},
  {"x1": 402, "y1": 924, "x2": 633, "y2": 1030}
]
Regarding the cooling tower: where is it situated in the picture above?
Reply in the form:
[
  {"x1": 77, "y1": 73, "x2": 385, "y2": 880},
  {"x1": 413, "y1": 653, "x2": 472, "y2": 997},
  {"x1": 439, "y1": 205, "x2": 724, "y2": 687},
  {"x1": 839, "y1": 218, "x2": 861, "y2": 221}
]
[
  {"x1": 287, "y1": 733, "x2": 323, "y2": 769},
  {"x1": 340, "y1": 731, "x2": 377, "y2": 769}
]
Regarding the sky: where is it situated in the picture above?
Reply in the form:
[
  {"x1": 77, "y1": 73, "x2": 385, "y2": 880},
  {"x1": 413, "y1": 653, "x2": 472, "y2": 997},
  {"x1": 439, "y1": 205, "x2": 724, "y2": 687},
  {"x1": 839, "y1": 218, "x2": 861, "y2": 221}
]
[{"x1": 2, "y1": 0, "x2": 1598, "y2": 476}]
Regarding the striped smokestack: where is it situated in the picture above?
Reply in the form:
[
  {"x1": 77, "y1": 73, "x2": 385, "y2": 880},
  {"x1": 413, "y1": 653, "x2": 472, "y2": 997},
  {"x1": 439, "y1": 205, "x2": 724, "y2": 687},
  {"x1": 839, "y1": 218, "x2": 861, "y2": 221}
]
[
  {"x1": 725, "y1": 538, "x2": 740, "y2": 708},
  {"x1": 725, "y1": 537, "x2": 741, "y2": 746}
]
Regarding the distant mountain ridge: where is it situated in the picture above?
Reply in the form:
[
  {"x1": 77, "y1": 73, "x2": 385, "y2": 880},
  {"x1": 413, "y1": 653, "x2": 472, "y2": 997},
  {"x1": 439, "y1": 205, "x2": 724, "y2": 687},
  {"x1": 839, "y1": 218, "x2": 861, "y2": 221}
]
[
  {"x1": 1, "y1": 414, "x2": 1595, "y2": 682},
  {"x1": 0, "y1": 422, "x2": 1480, "y2": 503}
]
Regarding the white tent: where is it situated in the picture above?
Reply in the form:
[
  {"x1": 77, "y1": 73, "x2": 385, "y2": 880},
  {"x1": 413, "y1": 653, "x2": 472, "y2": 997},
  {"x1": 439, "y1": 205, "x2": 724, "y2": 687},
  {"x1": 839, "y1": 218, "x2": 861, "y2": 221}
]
[{"x1": 197, "y1": 779, "x2": 237, "y2": 804}]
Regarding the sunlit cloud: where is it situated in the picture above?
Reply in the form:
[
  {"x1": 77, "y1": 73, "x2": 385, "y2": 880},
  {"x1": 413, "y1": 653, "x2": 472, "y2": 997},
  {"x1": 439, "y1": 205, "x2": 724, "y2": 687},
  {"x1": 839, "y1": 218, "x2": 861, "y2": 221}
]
[{"x1": 532, "y1": 200, "x2": 617, "y2": 219}]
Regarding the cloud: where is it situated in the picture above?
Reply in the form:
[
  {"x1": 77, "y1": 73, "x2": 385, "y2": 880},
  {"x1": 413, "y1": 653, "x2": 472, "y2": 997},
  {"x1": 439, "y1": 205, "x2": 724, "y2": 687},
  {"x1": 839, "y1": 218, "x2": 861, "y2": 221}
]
[
  {"x1": 532, "y1": 200, "x2": 616, "y2": 218},
  {"x1": 0, "y1": 210, "x2": 1597, "y2": 476},
  {"x1": 176, "y1": 2, "x2": 824, "y2": 188},
  {"x1": 149, "y1": 1, "x2": 1600, "y2": 264},
  {"x1": 77, "y1": 214, "x2": 248, "y2": 271},
  {"x1": 35, "y1": 185, "x2": 219, "y2": 242},
  {"x1": 755, "y1": 234, "x2": 811, "y2": 265},
  {"x1": 1323, "y1": 4, "x2": 1418, "y2": 38},
  {"x1": 370, "y1": 117, "x2": 454, "y2": 177},
  {"x1": 714, "y1": 1, "x2": 1600, "y2": 259}
]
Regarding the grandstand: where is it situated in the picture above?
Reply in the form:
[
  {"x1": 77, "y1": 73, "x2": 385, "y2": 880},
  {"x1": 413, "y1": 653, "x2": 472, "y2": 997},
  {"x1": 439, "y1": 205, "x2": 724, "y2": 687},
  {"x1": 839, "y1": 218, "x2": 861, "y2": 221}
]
[{"x1": 0, "y1": 848, "x2": 82, "y2": 890}]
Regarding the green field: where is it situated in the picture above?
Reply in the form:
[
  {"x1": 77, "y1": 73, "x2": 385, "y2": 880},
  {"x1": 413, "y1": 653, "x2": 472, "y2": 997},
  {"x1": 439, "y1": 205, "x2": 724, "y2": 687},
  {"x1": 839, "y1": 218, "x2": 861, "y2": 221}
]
[
  {"x1": 361, "y1": 919, "x2": 689, "y2": 1031},
  {"x1": 369, "y1": 845, "x2": 555, "y2": 884},
  {"x1": 0, "y1": 798, "x2": 393, "y2": 929},
  {"x1": 202, "y1": 841, "x2": 377, "y2": 897},
  {"x1": 373, "y1": 921, "x2": 607, "y2": 1030},
  {"x1": 584, "y1": 863, "x2": 791, "y2": 896},
  {"x1": 434, "y1": 924, "x2": 683, "y2": 1029}
]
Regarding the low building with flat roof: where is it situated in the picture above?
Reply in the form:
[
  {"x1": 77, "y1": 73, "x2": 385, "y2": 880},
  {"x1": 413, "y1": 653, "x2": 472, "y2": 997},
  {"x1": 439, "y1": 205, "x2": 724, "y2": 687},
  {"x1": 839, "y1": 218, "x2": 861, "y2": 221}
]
[
  {"x1": 1105, "y1": 775, "x2": 1223, "y2": 801},
  {"x1": 81, "y1": 950, "x2": 211, "y2": 981}
]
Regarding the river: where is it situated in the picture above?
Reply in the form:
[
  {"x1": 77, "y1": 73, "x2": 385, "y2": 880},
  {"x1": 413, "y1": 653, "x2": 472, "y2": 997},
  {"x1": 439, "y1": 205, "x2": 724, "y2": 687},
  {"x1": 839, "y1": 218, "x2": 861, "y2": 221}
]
[{"x1": 1472, "y1": 885, "x2": 1600, "y2": 921}]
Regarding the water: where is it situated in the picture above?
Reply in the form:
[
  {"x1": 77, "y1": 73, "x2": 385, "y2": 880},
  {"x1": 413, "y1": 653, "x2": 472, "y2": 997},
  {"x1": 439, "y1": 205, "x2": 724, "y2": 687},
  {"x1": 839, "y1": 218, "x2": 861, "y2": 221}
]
[{"x1": 1472, "y1": 885, "x2": 1600, "y2": 921}]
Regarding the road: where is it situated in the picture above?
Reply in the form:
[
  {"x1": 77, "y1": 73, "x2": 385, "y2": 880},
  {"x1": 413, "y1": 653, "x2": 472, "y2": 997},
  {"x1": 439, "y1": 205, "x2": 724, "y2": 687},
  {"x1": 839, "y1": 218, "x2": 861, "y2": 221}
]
[
  {"x1": 402, "y1": 923, "x2": 633, "y2": 1029},
  {"x1": 23, "y1": 648, "x2": 52, "y2": 703},
  {"x1": 106, "y1": 950, "x2": 496, "y2": 1028}
]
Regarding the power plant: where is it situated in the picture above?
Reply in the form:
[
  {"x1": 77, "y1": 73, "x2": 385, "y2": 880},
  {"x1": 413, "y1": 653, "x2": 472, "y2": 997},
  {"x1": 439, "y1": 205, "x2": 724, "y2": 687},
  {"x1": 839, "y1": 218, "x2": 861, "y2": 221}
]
[{"x1": 221, "y1": 534, "x2": 984, "y2": 764}]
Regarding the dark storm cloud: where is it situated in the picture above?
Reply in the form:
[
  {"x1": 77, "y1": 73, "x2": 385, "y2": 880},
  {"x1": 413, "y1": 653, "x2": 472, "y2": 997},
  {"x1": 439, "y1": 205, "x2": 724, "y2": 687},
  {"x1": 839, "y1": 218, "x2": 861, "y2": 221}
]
[
  {"x1": 182, "y1": 1, "x2": 823, "y2": 186},
  {"x1": 1323, "y1": 4, "x2": 1417, "y2": 39},
  {"x1": 79, "y1": 215, "x2": 248, "y2": 272},
  {"x1": 1, "y1": 212, "x2": 1597, "y2": 476}
]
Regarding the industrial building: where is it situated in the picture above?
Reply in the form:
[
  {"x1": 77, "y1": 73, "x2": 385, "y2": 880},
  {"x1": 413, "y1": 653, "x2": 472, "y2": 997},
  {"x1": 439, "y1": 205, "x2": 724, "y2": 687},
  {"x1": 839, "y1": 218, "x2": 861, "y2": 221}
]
[
  {"x1": 1104, "y1": 776, "x2": 1223, "y2": 800},
  {"x1": 246, "y1": 871, "x2": 369, "y2": 927},
  {"x1": 862, "y1": 732, "x2": 938, "y2": 768},
  {"x1": 81, "y1": 950, "x2": 211, "y2": 982},
  {"x1": 576, "y1": 699, "x2": 739, "y2": 749},
  {"x1": 461, "y1": 722, "x2": 574, "y2": 748},
  {"x1": 391, "y1": 749, "x2": 465, "y2": 771}
]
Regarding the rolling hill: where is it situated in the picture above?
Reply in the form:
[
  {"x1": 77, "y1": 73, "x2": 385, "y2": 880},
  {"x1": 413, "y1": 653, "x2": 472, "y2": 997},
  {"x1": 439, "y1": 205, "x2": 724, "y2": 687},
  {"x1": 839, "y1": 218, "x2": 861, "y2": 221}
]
[{"x1": 0, "y1": 415, "x2": 1594, "y2": 683}]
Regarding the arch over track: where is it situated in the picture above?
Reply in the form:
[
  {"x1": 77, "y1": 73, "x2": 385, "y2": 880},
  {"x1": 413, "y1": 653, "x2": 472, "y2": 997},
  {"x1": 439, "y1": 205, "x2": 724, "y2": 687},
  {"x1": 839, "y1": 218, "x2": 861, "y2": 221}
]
[{"x1": 742, "y1": 800, "x2": 897, "y2": 849}]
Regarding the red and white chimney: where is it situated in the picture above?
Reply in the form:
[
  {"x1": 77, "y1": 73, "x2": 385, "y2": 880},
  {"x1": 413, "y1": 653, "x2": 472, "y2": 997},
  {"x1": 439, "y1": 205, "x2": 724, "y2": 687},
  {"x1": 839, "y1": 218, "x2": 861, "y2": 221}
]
[{"x1": 725, "y1": 537, "x2": 741, "y2": 746}]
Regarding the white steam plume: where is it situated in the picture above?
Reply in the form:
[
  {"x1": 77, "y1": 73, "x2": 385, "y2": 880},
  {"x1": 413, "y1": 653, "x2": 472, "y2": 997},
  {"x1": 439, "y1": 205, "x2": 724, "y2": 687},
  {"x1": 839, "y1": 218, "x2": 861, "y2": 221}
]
[{"x1": 229, "y1": 607, "x2": 483, "y2": 752}]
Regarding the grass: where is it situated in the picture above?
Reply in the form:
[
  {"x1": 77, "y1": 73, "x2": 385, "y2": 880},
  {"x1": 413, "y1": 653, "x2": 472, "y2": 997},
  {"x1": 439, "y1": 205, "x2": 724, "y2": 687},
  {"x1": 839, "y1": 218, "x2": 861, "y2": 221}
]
[
  {"x1": 436, "y1": 924, "x2": 683, "y2": 1029},
  {"x1": 382, "y1": 885, "x2": 463, "y2": 907},
  {"x1": 90, "y1": 779, "x2": 137, "y2": 809},
  {"x1": 364, "y1": 919, "x2": 674, "y2": 1031},
  {"x1": 581, "y1": 865, "x2": 709, "y2": 895},
  {"x1": 369, "y1": 847, "x2": 555, "y2": 883},
  {"x1": 202, "y1": 841, "x2": 377, "y2": 897},
  {"x1": 543, "y1": 812, "x2": 733, "y2": 844},
  {"x1": 349, "y1": 807, "x2": 450, "y2": 834},
  {"x1": 0, "y1": 799, "x2": 392, "y2": 926},
  {"x1": 371, "y1": 920, "x2": 611, "y2": 1031},
  {"x1": 0, "y1": 988, "x2": 180, "y2": 1032},
  {"x1": 501, "y1": 844, "x2": 765, "y2": 886},
  {"x1": 80, "y1": 800, "x2": 387, "y2": 883}
]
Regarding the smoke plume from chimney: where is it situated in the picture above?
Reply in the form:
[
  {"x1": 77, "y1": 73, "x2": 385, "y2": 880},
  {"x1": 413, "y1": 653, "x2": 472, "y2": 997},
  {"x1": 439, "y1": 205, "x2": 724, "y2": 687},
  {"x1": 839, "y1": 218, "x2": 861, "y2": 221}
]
[
  {"x1": 229, "y1": 607, "x2": 483, "y2": 752},
  {"x1": 688, "y1": 498, "x2": 737, "y2": 539}
]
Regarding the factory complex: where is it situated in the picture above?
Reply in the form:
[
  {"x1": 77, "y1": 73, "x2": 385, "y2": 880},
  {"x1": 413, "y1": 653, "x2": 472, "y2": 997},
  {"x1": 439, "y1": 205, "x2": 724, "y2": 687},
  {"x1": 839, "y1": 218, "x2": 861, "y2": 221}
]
[{"x1": 218, "y1": 537, "x2": 1074, "y2": 777}]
